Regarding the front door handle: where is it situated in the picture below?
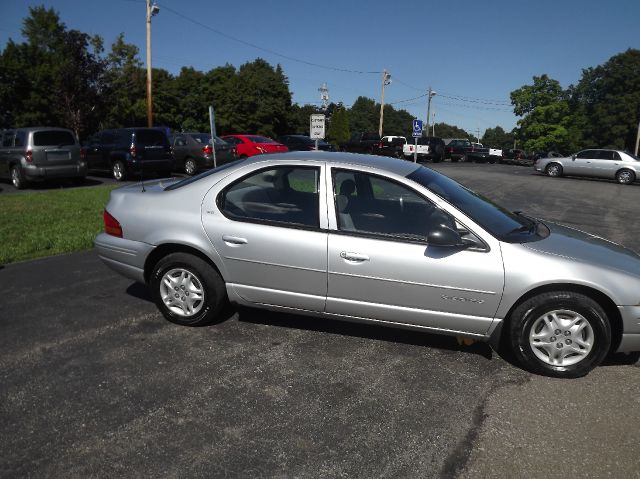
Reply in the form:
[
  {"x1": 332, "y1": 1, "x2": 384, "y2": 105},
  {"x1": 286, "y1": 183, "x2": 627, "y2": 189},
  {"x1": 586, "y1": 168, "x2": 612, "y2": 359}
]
[
  {"x1": 222, "y1": 235, "x2": 248, "y2": 245},
  {"x1": 340, "y1": 251, "x2": 369, "y2": 262}
]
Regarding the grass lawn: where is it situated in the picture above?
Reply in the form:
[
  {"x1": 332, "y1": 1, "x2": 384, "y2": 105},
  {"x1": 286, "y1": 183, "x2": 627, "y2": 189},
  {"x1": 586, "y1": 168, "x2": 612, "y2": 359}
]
[{"x1": 0, "y1": 185, "x2": 118, "y2": 264}]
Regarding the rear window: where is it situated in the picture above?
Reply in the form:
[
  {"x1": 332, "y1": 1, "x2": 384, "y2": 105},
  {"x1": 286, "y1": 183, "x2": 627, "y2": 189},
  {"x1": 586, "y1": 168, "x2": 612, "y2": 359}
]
[
  {"x1": 246, "y1": 135, "x2": 275, "y2": 144},
  {"x1": 190, "y1": 133, "x2": 211, "y2": 144},
  {"x1": 33, "y1": 130, "x2": 76, "y2": 147},
  {"x1": 135, "y1": 129, "x2": 169, "y2": 146}
]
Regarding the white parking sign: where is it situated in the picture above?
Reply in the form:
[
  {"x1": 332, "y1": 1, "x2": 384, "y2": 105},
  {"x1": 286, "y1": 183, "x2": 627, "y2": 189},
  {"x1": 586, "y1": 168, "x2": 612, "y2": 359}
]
[{"x1": 310, "y1": 114, "x2": 326, "y2": 139}]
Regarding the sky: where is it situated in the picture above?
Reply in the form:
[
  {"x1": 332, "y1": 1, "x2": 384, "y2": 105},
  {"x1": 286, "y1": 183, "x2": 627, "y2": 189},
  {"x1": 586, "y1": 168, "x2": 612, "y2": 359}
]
[{"x1": 1, "y1": 0, "x2": 639, "y2": 136}]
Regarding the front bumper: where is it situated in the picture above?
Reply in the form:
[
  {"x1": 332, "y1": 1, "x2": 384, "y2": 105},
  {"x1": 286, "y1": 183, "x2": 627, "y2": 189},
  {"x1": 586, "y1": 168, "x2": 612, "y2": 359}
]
[
  {"x1": 616, "y1": 305, "x2": 640, "y2": 352},
  {"x1": 94, "y1": 233, "x2": 154, "y2": 283}
]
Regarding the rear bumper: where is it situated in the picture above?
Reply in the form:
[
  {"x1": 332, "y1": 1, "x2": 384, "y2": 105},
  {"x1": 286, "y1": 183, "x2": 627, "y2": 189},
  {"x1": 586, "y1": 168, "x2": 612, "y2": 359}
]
[
  {"x1": 94, "y1": 232, "x2": 154, "y2": 283},
  {"x1": 24, "y1": 163, "x2": 87, "y2": 180}
]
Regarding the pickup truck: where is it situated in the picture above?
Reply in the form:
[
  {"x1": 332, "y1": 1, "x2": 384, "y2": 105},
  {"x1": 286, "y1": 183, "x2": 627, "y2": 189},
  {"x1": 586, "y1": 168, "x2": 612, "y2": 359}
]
[
  {"x1": 379, "y1": 136, "x2": 407, "y2": 158},
  {"x1": 403, "y1": 136, "x2": 446, "y2": 162},
  {"x1": 341, "y1": 132, "x2": 381, "y2": 154},
  {"x1": 445, "y1": 139, "x2": 493, "y2": 163}
]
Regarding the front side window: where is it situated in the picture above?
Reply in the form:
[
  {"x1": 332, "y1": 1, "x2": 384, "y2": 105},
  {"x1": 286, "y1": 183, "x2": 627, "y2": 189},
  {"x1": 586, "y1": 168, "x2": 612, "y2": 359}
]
[
  {"x1": 219, "y1": 166, "x2": 320, "y2": 228},
  {"x1": 333, "y1": 169, "x2": 455, "y2": 241}
]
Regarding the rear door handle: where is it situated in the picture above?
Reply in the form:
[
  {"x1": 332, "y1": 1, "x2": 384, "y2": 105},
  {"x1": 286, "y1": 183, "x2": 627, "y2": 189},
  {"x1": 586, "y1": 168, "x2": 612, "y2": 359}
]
[
  {"x1": 222, "y1": 235, "x2": 248, "y2": 245},
  {"x1": 340, "y1": 251, "x2": 369, "y2": 262}
]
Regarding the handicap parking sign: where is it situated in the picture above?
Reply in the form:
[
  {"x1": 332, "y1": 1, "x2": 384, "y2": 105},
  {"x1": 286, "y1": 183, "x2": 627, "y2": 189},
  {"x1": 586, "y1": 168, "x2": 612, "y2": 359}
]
[{"x1": 412, "y1": 119, "x2": 423, "y2": 137}]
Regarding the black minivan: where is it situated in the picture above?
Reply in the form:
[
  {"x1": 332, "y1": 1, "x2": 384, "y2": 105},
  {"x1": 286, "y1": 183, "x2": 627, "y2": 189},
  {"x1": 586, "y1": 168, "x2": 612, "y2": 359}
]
[{"x1": 83, "y1": 128, "x2": 175, "y2": 181}]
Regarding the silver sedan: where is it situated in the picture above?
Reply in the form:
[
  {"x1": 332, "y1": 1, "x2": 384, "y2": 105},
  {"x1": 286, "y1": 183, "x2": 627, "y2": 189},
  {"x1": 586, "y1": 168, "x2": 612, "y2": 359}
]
[
  {"x1": 95, "y1": 152, "x2": 640, "y2": 378},
  {"x1": 535, "y1": 149, "x2": 640, "y2": 184}
]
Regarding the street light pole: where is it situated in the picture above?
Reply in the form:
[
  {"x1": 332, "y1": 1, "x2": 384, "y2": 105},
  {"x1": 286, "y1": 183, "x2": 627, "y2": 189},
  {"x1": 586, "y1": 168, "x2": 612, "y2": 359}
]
[
  {"x1": 378, "y1": 69, "x2": 391, "y2": 137},
  {"x1": 146, "y1": 1, "x2": 159, "y2": 128},
  {"x1": 426, "y1": 87, "x2": 436, "y2": 137}
]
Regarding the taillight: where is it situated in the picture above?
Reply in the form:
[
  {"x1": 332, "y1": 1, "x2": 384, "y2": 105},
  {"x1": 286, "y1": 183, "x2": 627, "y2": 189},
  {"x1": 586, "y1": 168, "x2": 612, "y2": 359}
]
[
  {"x1": 80, "y1": 148, "x2": 87, "y2": 160},
  {"x1": 103, "y1": 209, "x2": 123, "y2": 238},
  {"x1": 129, "y1": 143, "x2": 137, "y2": 158},
  {"x1": 25, "y1": 149, "x2": 33, "y2": 163},
  {"x1": 378, "y1": 142, "x2": 383, "y2": 148},
  {"x1": 202, "y1": 145, "x2": 213, "y2": 155}
]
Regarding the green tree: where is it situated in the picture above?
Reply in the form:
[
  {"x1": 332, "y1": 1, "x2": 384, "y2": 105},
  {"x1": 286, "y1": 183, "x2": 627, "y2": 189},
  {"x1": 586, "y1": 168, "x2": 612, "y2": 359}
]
[
  {"x1": 481, "y1": 126, "x2": 514, "y2": 149},
  {"x1": 327, "y1": 106, "x2": 350, "y2": 145},
  {"x1": 103, "y1": 33, "x2": 146, "y2": 129},
  {"x1": 570, "y1": 49, "x2": 640, "y2": 151},
  {"x1": 511, "y1": 75, "x2": 571, "y2": 151},
  {"x1": 288, "y1": 104, "x2": 321, "y2": 135},
  {"x1": 432, "y1": 123, "x2": 471, "y2": 139},
  {"x1": 349, "y1": 96, "x2": 377, "y2": 133}
]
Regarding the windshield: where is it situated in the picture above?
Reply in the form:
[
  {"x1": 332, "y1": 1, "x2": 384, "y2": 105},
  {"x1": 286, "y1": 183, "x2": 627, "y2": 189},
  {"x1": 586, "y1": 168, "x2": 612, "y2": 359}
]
[{"x1": 407, "y1": 166, "x2": 546, "y2": 242}]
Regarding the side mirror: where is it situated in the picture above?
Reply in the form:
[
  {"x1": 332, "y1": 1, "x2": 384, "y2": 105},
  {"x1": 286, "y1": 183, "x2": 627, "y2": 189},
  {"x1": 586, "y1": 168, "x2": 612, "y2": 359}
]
[{"x1": 427, "y1": 224, "x2": 464, "y2": 247}]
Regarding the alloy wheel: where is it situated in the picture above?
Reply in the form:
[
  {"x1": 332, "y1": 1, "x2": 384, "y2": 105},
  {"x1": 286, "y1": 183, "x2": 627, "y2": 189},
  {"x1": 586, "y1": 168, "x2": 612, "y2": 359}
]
[
  {"x1": 159, "y1": 268, "x2": 205, "y2": 317},
  {"x1": 529, "y1": 309, "x2": 594, "y2": 367}
]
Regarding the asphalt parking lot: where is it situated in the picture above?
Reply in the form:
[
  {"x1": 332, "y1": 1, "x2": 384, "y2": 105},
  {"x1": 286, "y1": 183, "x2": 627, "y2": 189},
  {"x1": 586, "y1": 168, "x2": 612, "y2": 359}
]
[{"x1": 1, "y1": 162, "x2": 639, "y2": 478}]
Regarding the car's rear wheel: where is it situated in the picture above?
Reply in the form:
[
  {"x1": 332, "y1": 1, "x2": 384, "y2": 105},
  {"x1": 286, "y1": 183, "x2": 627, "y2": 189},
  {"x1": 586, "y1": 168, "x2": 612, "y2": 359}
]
[
  {"x1": 11, "y1": 165, "x2": 26, "y2": 189},
  {"x1": 184, "y1": 158, "x2": 197, "y2": 176},
  {"x1": 545, "y1": 163, "x2": 562, "y2": 177},
  {"x1": 509, "y1": 291, "x2": 611, "y2": 378},
  {"x1": 112, "y1": 160, "x2": 126, "y2": 181},
  {"x1": 150, "y1": 253, "x2": 227, "y2": 326},
  {"x1": 615, "y1": 168, "x2": 635, "y2": 185}
]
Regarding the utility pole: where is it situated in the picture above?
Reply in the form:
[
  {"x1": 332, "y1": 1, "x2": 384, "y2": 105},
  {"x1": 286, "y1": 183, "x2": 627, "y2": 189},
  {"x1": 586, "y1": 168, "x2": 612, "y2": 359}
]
[
  {"x1": 635, "y1": 115, "x2": 640, "y2": 156},
  {"x1": 432, "y1": 111, "x2": 435, "y2": 136},
  {"x1": 146, "y1": 1, "x2": 159, "y2": 128},
  {"x1": 378, "y1": 70, "x2": 391, "y2": 137},
  {"x1": 476, "y1": 127, "x2": 481, "y2": 143},
  {"x1": 426, "y1": 87, "x2": 436, "y2": 137}
]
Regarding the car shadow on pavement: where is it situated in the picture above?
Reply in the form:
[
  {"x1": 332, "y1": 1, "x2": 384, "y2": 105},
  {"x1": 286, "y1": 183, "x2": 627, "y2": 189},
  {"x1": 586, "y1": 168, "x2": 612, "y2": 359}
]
[{"x1": 237, "y1": 307, "x2": 494, "y2": 360}]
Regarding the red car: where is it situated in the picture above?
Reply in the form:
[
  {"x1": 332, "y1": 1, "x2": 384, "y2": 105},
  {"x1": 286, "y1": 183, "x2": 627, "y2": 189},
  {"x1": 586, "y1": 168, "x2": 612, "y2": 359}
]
[{"x1": 221, "y1": 134, "x2": 288, "y2": 159}]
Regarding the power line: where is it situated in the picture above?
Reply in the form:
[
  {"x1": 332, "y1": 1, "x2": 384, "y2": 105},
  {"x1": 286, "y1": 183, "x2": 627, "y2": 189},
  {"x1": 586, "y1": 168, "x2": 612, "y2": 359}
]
[
  {"x1": 438, "y1": 93, "x2": 511, "y2": 106},
  {"x1": 389, "y1": 93, "x2": 427, "y2": 105},
  {"x1": 157, "y1": 3, "x2": 382, "y2": 75}
]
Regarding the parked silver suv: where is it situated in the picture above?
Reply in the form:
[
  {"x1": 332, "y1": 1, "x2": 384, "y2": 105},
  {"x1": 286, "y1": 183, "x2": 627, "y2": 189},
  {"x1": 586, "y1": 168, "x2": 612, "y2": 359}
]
[{"x1": 0, "y1": 127, "x2": 86, "y2": 189}]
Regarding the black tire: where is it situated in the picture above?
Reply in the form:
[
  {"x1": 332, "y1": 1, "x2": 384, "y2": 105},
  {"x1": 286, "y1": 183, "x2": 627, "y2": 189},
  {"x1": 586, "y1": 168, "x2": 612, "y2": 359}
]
[
  {"x1": 450, "y1": 157, "x2": 459, "y2": 163},
  {"x1": 615, "y1": 168, "x2": 635, "y2": 185},
  {"x1": 184, "y1": 158, "x2": 197, "y2": 176},
  {"x1": 239, "y1": 154, "x2": 248, "y2": 160},
  {"x1": 545, "y1": 163, "x2": 563, "y2": 177},
  {"x1": 461, "y1": 154, "x2": 468, "y2": 163},
  {"x1": 10, "y1": 165, "x2": 26, "y2": 190},
  {"x1": 509, "y1": 291, "x2": 611, "y2": 378},
  {"x1": 112, "y1": 160, "x2": 127, "y2": 181},
  {"x1": 150, "y1": 252, "x2": 228, "y2": 326}
]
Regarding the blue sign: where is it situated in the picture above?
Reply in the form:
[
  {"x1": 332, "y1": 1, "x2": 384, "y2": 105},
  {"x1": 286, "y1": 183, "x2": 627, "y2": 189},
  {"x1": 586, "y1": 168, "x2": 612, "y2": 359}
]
[{"x1": 412, "y1": 119, "x2": 423, "y2": 137}]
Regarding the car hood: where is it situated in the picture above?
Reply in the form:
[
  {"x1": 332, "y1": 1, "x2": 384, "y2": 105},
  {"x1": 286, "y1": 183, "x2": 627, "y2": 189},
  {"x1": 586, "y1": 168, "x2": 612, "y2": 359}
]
[{"x1": 523, "y1": 222, "x2": 640, "y2": 277}]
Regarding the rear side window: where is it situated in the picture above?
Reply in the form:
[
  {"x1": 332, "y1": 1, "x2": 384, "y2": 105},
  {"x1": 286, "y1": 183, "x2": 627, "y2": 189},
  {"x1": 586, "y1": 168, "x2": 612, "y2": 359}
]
[
  {"x1": 246, "y1": 135, "x2": 274, "y2": 144},
  {"x1": 14, "y1": 131, "x2": 26, "y2": 147},
  {"x1": 135, "y1": 129, "x2": 169, "y2": 146},
  {"x1": 2, "y1": 132, "x2": 14, "y2": 147},
  {"x1": 33, "y1": 130, "x2": 75, "y2": 147},
  {"x1": 219, "y1": 166, "x2": 320, "y2": 228},
  {"x1": 189, "y1": 134, "x2": 211, "y2": 144}
]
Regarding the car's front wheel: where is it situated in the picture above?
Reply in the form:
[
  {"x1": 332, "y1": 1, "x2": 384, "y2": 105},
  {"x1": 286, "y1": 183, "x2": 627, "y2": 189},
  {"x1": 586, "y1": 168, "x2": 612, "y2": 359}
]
[
  {"x1": 509, "y1": 291, "x2": 611, "y2": 378},
  {"x1": 150, "y1": 253, "x2": 227, "y2": 326}
]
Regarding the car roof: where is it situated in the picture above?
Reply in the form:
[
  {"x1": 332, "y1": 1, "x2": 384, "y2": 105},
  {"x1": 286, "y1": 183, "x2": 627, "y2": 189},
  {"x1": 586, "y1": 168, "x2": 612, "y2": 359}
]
[{"x1": 243, "y1": 151, "x2": 420, "y2": 176}]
